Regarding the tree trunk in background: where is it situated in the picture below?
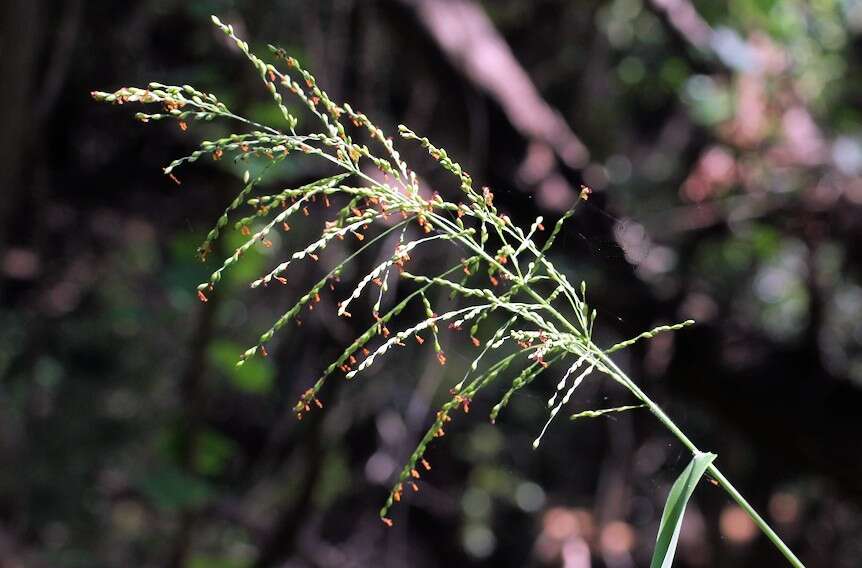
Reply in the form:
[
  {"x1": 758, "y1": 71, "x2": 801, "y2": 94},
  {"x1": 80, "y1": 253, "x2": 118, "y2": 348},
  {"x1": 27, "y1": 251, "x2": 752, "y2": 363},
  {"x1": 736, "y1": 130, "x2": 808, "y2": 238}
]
[
  {"x1": 0, "y1": 0, "x2": 41, "y2": 254},
  {"x1": 0, "y1": 0, "x2": 41, "y2": 538}
]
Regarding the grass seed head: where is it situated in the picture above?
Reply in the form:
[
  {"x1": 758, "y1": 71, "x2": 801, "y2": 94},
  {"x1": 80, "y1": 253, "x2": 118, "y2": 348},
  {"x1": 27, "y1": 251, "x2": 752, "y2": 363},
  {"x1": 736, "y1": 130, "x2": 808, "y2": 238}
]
[{"x1": 95, "y1": 15, "x2": 697, "y2": 528}]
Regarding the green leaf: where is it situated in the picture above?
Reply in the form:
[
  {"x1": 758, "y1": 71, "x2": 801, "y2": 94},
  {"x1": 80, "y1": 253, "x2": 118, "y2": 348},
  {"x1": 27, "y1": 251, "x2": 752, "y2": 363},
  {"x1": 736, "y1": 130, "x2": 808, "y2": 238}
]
[
  {"x1": 195, "y1": 429, "x2": 239, "y2": 475},
  {"x1": 209, "y1": 339, "x2": 274, "y2": 393},
  {"x1": 650, "y1": 451, "x2": 717, "y2": 568}
]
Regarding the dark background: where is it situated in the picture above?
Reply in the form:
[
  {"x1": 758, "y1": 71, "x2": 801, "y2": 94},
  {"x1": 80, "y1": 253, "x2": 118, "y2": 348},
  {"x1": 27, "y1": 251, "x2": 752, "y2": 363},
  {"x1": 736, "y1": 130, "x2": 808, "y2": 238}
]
[{"x1": 2, "y1": 1, "x2": 862, "y2": 566}]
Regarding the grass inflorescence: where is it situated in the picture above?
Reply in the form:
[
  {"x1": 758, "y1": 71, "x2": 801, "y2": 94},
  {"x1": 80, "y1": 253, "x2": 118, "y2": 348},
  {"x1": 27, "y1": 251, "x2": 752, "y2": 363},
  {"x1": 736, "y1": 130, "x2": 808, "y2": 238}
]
[{"x1": 92, "y1": 16, "x2": 804, "y2": 566}]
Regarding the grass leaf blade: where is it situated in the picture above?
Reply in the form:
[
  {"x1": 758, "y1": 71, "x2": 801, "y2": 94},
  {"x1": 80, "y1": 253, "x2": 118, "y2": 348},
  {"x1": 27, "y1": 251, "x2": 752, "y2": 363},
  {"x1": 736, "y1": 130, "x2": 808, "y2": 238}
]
[{"x1": 650, "y1": 451, "x2": 717, "y2": 568}]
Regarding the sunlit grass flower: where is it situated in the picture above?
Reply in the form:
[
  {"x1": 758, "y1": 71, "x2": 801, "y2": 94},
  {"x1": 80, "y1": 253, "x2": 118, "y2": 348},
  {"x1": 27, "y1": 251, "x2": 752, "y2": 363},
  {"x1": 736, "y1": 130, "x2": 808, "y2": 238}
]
[{"x1": 92, "y1": 16, "x2": 804, "y2": 566}]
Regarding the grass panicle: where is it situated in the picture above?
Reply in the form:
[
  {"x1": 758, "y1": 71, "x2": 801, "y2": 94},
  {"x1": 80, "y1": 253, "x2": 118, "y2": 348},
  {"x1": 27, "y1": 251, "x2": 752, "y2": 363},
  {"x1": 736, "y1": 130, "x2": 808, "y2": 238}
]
[{"x1": 93, "y1": 16, "x2": 804, "y2": 567}]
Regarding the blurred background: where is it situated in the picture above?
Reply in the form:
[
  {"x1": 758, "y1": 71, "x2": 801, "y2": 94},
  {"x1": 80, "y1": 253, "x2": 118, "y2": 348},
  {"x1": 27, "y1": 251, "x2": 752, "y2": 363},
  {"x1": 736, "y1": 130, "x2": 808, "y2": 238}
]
[{"x1": 2, "y1": 0, "x2": 862, "y2": 566}]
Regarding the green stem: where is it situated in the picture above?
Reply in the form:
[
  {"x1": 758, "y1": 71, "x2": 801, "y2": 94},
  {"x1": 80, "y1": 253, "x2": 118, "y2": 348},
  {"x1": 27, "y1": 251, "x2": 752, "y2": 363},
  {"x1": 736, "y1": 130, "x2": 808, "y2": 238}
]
[{"x1": 706, "y1": 465, "x2": 803, "y2": 567}]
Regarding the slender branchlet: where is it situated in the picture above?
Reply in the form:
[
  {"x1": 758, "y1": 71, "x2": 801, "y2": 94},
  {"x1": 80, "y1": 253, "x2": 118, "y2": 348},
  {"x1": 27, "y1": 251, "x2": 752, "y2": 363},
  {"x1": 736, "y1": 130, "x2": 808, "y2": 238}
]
[{"x1": 92, "y1": 16, "x2": 804, "y2": 567}]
